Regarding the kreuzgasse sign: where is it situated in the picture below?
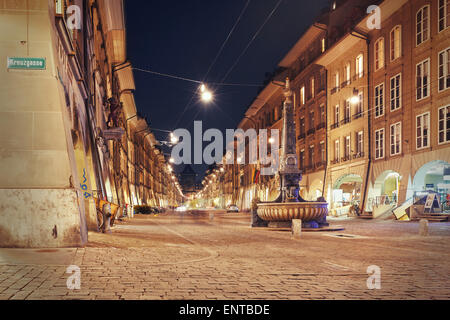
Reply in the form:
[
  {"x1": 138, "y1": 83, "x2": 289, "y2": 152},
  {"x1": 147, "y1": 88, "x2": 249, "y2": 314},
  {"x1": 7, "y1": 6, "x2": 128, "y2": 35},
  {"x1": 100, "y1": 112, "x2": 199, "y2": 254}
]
[{"x1": 7, "y1": 57, "x2": 46, "y2": 70}]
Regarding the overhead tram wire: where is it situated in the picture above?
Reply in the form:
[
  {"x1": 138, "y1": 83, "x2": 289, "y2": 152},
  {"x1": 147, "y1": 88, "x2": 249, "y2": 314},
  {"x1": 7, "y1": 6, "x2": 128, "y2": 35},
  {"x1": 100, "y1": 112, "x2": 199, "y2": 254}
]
[
  {"x1": 170, "y1": 0, "x2": 252, "y2": 131},
  {"x1": 180, "y1": 0, "x2": 284, "y2": 129},
  {"x1": 133, "y1": 67, "x2": 262, "y2": 87},
  {"x1": 219, "y1": 0, "x2": 284, "y2": 83}
]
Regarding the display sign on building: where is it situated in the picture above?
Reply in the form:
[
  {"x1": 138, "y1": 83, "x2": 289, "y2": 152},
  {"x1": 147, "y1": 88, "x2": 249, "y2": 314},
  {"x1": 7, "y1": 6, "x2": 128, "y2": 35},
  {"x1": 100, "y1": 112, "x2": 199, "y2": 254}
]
[{"x1": 7, "y1": 57, "x2": 46, "y2": 70}]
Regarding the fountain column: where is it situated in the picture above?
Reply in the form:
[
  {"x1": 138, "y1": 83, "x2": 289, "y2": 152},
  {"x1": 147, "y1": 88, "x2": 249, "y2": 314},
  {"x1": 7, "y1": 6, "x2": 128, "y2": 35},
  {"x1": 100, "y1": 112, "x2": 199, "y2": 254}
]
[{"x1": 279, "y1": 78, "x2": 302, "y2": 203}]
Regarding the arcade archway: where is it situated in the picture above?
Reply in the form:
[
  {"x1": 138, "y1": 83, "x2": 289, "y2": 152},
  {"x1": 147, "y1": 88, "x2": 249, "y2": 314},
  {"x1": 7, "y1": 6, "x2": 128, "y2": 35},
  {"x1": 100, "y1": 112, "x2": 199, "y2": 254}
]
[
  {"x1": 372, "y1": 170, "x2": 401, "y2": 206},
  {"x1": 332, "y1": 174, "x2": 363, "y2": 211},
  {"x1": 412, "y1": 160, "x2": 450, "y2": 211}
]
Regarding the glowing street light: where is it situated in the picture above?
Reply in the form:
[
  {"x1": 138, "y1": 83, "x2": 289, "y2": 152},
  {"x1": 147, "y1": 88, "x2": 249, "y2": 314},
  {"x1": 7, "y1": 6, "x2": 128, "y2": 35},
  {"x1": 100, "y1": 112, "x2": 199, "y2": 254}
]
[
  {"x1": 200, "y1": 83, "x2": 213, "y2": 103},
  {"x1": 269, "y1": 137, "x2": 275, "y2": 144},
  {"x1": 350, "y1": 88, "x2": 360, "y2": 104},
  {"x1": 170, "y1": 132, "x2": 179, "y2": 144}
]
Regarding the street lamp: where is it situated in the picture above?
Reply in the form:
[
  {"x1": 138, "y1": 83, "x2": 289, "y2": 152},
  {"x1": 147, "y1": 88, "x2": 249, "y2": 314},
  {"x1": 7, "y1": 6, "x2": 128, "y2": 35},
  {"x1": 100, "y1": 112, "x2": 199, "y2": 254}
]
[
  {"x1": 350, "y1": 88, "x2": 360, "y2": 104},
  {"x1": 200, "y1": 83, "x2": 213, "y2": 103}
]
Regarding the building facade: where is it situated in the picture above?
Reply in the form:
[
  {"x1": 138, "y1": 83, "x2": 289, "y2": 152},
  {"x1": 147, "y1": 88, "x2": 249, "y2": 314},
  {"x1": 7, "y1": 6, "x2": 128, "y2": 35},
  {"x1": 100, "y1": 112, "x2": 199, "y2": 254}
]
[
  {"x1": 210, "y1": 0, "x2": 449, "y2": 217},
  {"x1": 0, "y1": 0, "x2": 182, "y2": 248}
]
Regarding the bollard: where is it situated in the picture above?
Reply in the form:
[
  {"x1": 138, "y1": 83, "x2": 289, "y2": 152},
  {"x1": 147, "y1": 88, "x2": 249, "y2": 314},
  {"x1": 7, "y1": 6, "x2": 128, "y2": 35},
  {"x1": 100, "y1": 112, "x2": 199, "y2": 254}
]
[
  {"x1": 292, "y1": 219, "x2": 302, "y2": 239},
  {"x1": 209, "y1": 213, "x2": 214, "y2": 221},
  {"x1": 419, "y1": 219, "x2": 429, "y2": 236}
]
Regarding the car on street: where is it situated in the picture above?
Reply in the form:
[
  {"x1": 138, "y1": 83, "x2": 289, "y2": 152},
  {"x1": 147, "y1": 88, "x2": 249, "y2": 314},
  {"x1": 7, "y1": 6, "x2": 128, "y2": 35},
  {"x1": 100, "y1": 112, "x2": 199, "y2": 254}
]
[{"x1": 226, "y1": 205, "x2": 239, "y2": 213}]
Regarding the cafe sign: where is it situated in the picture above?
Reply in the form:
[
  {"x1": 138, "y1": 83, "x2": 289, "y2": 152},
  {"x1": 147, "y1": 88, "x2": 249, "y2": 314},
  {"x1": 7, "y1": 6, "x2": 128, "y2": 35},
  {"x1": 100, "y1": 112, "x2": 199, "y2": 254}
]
[{"x1": 7, "y1": 57, "x2": 46, "y2": 70}]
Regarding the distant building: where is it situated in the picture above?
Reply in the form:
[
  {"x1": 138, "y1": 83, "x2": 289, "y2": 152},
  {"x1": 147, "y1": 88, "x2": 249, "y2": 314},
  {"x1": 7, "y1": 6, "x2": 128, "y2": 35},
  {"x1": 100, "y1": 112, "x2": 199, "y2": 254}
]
[{"x1": 179, "y1": 165, "x2": 198, "y2": 196}]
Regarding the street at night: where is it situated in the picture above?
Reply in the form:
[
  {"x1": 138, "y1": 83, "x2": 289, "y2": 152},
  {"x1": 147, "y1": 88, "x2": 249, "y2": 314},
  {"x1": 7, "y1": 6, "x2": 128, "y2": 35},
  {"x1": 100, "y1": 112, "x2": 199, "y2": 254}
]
[
  {"x1": 1, "y1": 211, "x2": 449, "y2": 300},
  {"x1": 1, "y1": 0, "x2": 450, "y2": 310}
]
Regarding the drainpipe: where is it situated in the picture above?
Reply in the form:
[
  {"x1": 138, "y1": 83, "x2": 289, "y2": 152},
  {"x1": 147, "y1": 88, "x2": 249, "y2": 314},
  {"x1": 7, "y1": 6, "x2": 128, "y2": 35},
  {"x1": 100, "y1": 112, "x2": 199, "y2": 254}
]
[{"x1": 351, "y1": 29, "x2": 371, "y2": 215}]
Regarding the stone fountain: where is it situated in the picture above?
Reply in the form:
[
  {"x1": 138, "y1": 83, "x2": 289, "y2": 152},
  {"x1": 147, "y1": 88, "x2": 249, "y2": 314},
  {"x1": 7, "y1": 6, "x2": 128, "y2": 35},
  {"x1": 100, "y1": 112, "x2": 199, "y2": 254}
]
[{"x1": 256, "y1": 78, "x2": 329, "y2": 229}]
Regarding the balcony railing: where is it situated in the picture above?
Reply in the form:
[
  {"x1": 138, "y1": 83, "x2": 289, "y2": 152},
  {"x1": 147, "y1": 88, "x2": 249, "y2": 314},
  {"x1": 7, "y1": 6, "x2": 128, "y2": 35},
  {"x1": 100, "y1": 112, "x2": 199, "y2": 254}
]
[
  {"x1": 331, "y1": 87, "x2": 338, "y2": 95},
  {"x1": 353, "y1": 112, "x2": 363, "y2": 120},
  {"x1": 315, "y1": 161, "x2": 326, "y2": 168},
  {"x1": 331, "y1": 159, "x2": 340, "y2": 165},
  {"x1": 330, "y1": 122, "x2": 340, "y2": 130},
  {"x1": 353, "y1": 152, "x2": 365, "y2": 159},
  {"x1": 316, "y1": 122, "x2": 326, "y2": 131},
  {"x1": 341, "y1": 117, "x2": 351, "y2": 125},
  {"x1": 341, "y1": 155, "x2": 351, "y2": 162}
]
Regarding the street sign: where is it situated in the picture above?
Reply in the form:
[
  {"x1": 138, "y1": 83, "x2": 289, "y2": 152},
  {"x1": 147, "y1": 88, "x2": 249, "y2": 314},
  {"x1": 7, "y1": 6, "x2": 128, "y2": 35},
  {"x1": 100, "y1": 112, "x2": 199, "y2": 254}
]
[{"x1": 7, "y1": 57, "x2": 46, "y2": 70}]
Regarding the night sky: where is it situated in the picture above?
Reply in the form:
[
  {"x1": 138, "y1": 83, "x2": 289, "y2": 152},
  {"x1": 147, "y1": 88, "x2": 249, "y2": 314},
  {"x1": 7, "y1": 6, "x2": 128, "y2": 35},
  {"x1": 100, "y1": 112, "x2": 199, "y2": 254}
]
[{"x1": 124, "y1": 0, "x2": 331, "y2": 177}]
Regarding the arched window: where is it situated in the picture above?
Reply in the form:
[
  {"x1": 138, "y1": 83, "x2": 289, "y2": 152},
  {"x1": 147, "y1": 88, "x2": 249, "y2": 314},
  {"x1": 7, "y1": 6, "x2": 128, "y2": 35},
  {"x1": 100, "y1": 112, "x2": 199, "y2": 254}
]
[
  {"x1": 416, "y1": 5, "x2": 430, "y2": 46},
  {"x1": 390, "y1": 25, "x2": 401, "y2": 61},
  {"x1": 375, "y1": 38, "x2": 384, "y2": 70}
]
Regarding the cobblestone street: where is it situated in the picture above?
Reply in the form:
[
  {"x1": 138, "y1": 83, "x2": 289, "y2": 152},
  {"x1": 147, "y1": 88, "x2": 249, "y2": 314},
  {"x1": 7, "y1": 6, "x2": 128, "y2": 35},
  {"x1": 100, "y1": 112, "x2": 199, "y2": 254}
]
[{"x1": 0, "y1": 211, "x2": 449, "y2": 300}]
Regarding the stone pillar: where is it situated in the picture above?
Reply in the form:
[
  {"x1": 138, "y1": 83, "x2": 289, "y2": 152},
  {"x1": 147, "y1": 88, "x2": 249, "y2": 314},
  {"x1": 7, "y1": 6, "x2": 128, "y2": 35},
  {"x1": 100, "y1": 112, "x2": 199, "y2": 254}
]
[
  {"x1": 419, "y1": 219, "x2": 428, "y2": 236},
  {"x1": 292, "y1": 219, "x2": 302, "y2": 238}
]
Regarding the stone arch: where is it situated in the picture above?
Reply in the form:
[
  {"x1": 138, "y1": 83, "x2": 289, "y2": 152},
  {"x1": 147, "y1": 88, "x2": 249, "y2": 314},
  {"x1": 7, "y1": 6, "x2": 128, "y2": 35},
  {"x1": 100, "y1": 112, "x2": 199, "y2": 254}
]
[{"x1": 412, "y1": 160, "x2": 450, "y2": 199}]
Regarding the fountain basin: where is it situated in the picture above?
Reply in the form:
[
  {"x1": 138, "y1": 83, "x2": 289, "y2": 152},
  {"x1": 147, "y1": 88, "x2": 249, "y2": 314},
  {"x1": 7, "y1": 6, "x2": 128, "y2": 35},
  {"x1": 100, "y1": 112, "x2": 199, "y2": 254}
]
[{"x1": 257, "y1": 202, "x2": 328, "y2": 222}]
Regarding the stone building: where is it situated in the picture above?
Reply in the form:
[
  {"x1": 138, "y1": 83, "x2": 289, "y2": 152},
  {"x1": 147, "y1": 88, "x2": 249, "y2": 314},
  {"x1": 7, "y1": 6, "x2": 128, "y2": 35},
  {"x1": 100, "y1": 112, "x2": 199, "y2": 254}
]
[
  {"x1": 0, "y1": 0, "x2": 181, "y2": 248},
  {"x1": 216, "y1": 0, "x2": 449, "y2": 217}
]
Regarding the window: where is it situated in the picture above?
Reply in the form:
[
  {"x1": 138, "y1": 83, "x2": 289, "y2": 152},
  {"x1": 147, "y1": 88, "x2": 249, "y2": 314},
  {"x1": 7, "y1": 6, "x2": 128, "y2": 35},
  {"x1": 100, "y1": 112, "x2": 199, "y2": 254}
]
[
  {"x1": 438, "y1": 0, "x2": 449, "y2": 32},
  {"x1": 416, "y1": 59, "x2": 430, "y2": 100},
  {"x1": 345, "y1": 63, "x2": 351, "y2": 84},
  {"x1": 321, "y1": 38, "x2": 326, "y2": 53},
  {"x1": 320, "y1": 104, "x2": 325, "y2": 124},
  {"x1": 309, "y1": 111, "x2": 315, "y2": 129},
  {"x1": 390, "y1": 74, "x2": 401, "y2": 111},
  {"x1": 356, "y1": 54, "x2": 364, "y2": 78},
  {"x1": 390, "y1": 122, "x2": 402, "y2": 156},
  {"x1": 416, "y1": 112, "x2": 430, "y2": 149},
  {"x1": 345, "y1": 99, "x2": 351, "y2": 122},
  {"x1": 375, "y1": 129, "x2": 385, "y2": 159},
  {"x1": 334, "y1": 72, "x2": 340, "y2": 90},
  {"x1": 300, "y1": 86, "x2": 305, "y2": 105},
  {"x1": 416, "y1": 6, "x2": 430, "y2": 46},
  {"x1": 334, "y1": 140, "x2": 340, "y2": 161},
  {"x1": 320, "y1": 141, "x2": 326, "y2": 163},
  {"x1": 375, "y1": 38, "x2": 384, "y2": 70},
  {"x1": 300, "y1": 117, "x2": 305, "y2": 135},
  {"x1": 300, "y1": 150, "x2": 305, "y2": 169},
  {"x1": 438, "y1": 105, "x2": 450, "y2": 144},
  {"x1": 390, "y1": 25, "x2": 401, "y2": 61},
  {"x1": 355, "y1": 92, "x2": 363, "y2": 116},
  {"x1": 356, "y1": 131, "x2": 364, "y2": 155},
  {"x1": 309, "y1": 145, "x2": 315, "y2": 166},
  {"x1": 375, "y1": 83, "x2": 384, "y2": 117},
  {"x1": 344, "y1": 136, "x2": 351, "y2": 159},
  {"x1": 334, "y1": 105, "x2": 340, "y2": 125},
  {"x1": 438, "y1": 48, "x2": 450, "y2": 91},
  {"x1": 310, "y1": 77, "x2": 315, "y2": 98}
]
